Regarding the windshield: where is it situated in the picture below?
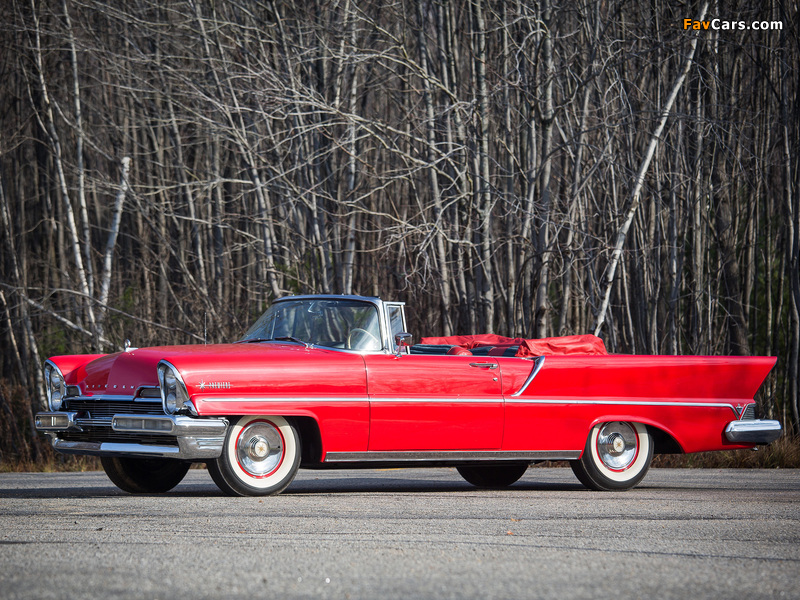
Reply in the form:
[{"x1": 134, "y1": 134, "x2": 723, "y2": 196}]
[{"x1": 240, "y1": 299, "x2": 383, "y2": 351}]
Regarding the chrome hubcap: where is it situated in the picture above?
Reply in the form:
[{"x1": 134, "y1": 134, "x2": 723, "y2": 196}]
[
  {"x1": 236, "y1": 421, "x2": 284, "y2": 477},
  {"x1": 250, "y1": 437, "x2": 270, "y2": 459},
  {"x1": 596, "y1": 422, "x2": 638, "y2": 470}
]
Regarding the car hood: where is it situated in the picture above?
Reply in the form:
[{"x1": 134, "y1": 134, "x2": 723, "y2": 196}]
[
  {"x1": 50, "y1": 342, "x2": 364, "y2": 398},
  {"x1": 51, "y1": 343, "x2": 324, "y2": 395}
]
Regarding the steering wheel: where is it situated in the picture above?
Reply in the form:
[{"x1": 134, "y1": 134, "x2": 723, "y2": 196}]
[{"x1": 347, "y1": 328, "x2": 381, "y2": 350}]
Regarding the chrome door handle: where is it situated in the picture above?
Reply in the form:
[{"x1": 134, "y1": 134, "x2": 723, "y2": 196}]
[{"x1": 469, "y1": 362, "x2": 498, "y2": 369}]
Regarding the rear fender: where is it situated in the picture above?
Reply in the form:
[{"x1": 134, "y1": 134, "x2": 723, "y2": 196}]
[{"x1": 584, "y1": 415, "x2": 686, "y2": 454}]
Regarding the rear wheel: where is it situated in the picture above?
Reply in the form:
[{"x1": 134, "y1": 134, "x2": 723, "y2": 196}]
[
  {"x1": 457, "y1": 463, "x2": 528, "y2": 488},
  {"x1": 100, "y1": 456, "x2": 190, "y2": 493},
  {"x1": 571, "y1": 421, "x2": 653, "y2": 491},
  {"x1": 208, "y1": 415, "x2": 300, "y2": 496}
]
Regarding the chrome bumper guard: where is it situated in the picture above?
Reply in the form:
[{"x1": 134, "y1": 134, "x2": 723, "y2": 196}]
[
  {"x1": 725, "y1": 419, "x2": 782, "y2": 444},
  {"x1": 36, "y1": 411, "x2": 228, "y2": 460}
]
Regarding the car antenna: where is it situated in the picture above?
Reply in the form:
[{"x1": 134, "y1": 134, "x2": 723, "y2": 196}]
[{"x1": 204, "y1": 312, "x2": 207, "y2": 345}]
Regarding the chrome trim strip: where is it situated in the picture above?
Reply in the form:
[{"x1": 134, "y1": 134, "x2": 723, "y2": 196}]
[
  {"x1": 506, "y1": 398, "x2": 740, "y2": 415},
  {"x1": 510, "y1": 356, "x2": 545, "y2": 397},
  {"x1": 76, "y1": 418, "x2": 115, "y2": 426},
  {"x1": 199, "y1": 396, "x2": 370, "y2": 403},
  {"x1": 724, "y1": 419, "x2": 782, "y2": 444},
  {"x1": 198, "y1": 396, "x2": 501, "y2": 404},
  {"x1": 369, "y1": 397, "x2": 500, "y2": 404},
  {"x1": 69, "y1": 394, "x2": 136, "y2": 401},
  {"x1": 275, "y1": 294, "x2": 385, "y2": 304},
  {"x1": 200, "y1": 395, "x2": 741, "y2": 412},
  {"x1": 324, "y1": 450, "x2": 581, "y2": 463}
]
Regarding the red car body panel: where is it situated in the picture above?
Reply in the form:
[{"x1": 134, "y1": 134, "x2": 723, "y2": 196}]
[
  {"x1": 161, "y1": 344, "x2": 370, "y2": 454},
  {"x1": 496, "y1": 354, "x2": 776, "y2": 453},
  {"x1": 49, "y1": 354, "x2": 106, "y2": 388},
  {"x1": 48, "y1": 347, "x2": 775, "y2": 458},
  {"x1": 364, "y1": 354, "x2": 503, "y2": 451}
]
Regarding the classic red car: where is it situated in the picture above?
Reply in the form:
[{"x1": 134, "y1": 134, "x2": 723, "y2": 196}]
[{"x1": 36, "y1": 295, "x2": 781, "y2": 495}]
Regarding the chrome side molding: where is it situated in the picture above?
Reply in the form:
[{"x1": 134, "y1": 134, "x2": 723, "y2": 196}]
[
  {"x1": 324, "y1": 450, "x2": 580, "y2": 463},
  {"x1": 510, "y1": 356, "x2": 546, "y2": 397}
]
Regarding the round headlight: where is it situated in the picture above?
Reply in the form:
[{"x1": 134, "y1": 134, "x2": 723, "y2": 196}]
[
  {"x1": 164, "y1": 369, "x2": 177, "y2": 389},
  {"x1": 158, "y1": 361, "x2": 189, "y2": 415},
  {"x1": 165, "y1": 391, "x2": 178, "y2": 413},
  {"x1": 45, "y1": 363, "x2": 66, "y2": 411}
]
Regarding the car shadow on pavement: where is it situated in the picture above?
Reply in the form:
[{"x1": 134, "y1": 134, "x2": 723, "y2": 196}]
[
  {"x1": 283, "y1": 478, "x2": 586, "y2": 495},
  {"x1": 0, "y1": 475, "x2": 585, "y2": 498}
]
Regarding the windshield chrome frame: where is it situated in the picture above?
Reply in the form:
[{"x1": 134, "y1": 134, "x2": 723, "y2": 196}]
[{"x1": 253, "y1": 295, "x2": 402, "y2": 355}]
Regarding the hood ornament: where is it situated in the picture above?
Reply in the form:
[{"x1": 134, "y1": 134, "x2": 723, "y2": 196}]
[{"x1": 124, "y1": 339, "x2": 138, "y2": 353}]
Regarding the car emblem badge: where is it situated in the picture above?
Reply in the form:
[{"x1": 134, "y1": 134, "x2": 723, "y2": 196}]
[{"x1": 198, "y1": 380, "x2": 231, "y2": 390}]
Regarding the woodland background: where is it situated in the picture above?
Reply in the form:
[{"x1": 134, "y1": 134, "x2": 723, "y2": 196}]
[{"x1": 0, "y1": 0, "x2": 798, "y2": 467}]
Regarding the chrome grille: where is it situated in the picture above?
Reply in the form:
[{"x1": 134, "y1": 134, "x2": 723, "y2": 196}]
[
  {"x1": 742, "y1": 404, "x2": 756, "y2": 420},
  {"x1": 63, "y1": 398, "x2": 164, "y2": 419}
]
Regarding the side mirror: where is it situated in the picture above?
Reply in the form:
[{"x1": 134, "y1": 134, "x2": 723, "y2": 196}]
[{"x1": 394, "y1": 332, "x2": 413, "y2": 357}]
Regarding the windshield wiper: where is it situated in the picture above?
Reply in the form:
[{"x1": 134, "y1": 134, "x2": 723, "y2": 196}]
[
  {"x1": 273, "y1": 336, "x2": 309, "y2": 346},
  {"x1": 236, "y1": 336, "x2": 310, "y2": 348}
]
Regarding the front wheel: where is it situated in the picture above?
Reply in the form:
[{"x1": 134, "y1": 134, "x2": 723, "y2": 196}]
[
  {"x1": 100, "y1": 456, "x2": 190, "y2": 493},
  {"x1": 457, "y1": 462, "x2": 529, "y2": 488},
  {"x1": 571, "y1": 421, "x2": 653, "y2": 491},
  {"x1": 207, "y1": 415, "x2": 300, "y2": 496}
]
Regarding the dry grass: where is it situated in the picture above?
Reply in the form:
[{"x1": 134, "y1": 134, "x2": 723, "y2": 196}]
[
  {"x1": 651, "y1": 434, "x2": 800, "y2": 468},
  {"x1": 531, "y1": 436, "x2": 800, "y2": 470},
  {"x1": 0, "y1": 454, "x2": 101, "y2": 473}
]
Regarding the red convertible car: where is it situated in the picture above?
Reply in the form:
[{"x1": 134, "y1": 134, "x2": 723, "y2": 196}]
[{"x1": 36, "y1": 295, "x2": 781, "y2": 495}]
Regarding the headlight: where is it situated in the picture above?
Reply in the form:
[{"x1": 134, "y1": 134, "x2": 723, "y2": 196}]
[
  {"x1": 44, "y1": 361, "x2": 66, "y2": 411},
  {"x1": 157, "y1": 361, "x2": 190, "y2": 415}
]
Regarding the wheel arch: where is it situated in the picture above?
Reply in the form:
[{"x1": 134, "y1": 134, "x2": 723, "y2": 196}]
[
  {"x1": 646, "y1": 424, "x2": 684, "y2": 455},
  {"x1": 584, "y1": 415, "x2": 685, "y2": 456},
  {"x1": 287, "y1": 415, "x2": 323, "y2": 466}
]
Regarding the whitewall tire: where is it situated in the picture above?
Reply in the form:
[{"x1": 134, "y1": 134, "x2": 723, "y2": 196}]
[
  {"x1": 571, "y1": 421, "x2": 653, "y2": 491},
  {"x1": 208, "y1": 415, "x2": 300, "y2": 496}
]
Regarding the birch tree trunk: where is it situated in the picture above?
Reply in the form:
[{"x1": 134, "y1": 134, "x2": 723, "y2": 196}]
[
  {"x1": 472, "y1": 0, "x2": 494, "y2": 333},
  {"x1": 30, "y1": 0, "x2": 99, "y2": 347},
  {"x1": 594, "y1": 1, "x2": 708, "y2": 336}
]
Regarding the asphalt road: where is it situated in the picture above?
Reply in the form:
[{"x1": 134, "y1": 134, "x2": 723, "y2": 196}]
[{"x1": 1, "y1": 467, "x2": 798, "y2": 600}]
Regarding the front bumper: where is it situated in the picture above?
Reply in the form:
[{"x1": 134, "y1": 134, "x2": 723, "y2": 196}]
[
  {"x1": 724, "y1": 419, "x2": 782, "y2": 444},
  {"x1": 36, "y1": 412, "x2": 228, "y2": 460}
]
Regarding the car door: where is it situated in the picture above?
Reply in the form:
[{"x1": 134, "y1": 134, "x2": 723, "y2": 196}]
[{"x1": 364, "y1": 354, "x2": 503, "y2": 451}]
